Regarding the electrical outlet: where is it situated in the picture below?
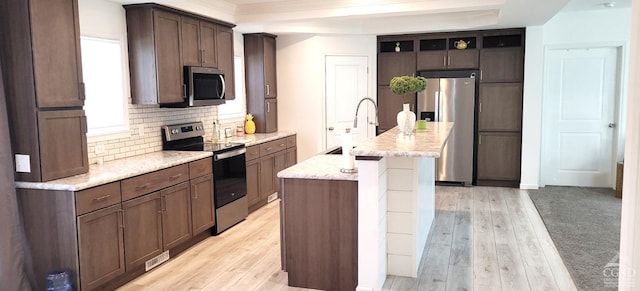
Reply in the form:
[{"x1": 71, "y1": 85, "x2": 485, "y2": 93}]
[
  {"x1": 137, "y1": 124, "x2": 145, "y2": 136},
  {"x1": 15, "y1": 154, "x2": 31, "y2": 173},
  {"x1": 95, "y1": 144, "x2": 106, "y2": 154}
]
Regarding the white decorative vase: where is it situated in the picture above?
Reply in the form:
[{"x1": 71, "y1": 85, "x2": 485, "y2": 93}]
[{"x1": 396, "y1": 103, "x2": 416, "y2": 135}]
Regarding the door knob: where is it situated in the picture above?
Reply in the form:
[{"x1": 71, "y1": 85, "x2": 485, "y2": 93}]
[
  {"x1": 609, "y1": 123, "x2": 617, "y2": 128},
  {"x1": 328, "y1": 127, "x2": 334, "y2": 131}
]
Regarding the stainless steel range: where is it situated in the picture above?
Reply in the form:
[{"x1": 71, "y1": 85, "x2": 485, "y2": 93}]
[{"x1": 162, "y1": 121, "x2": 248, "y2": 235}]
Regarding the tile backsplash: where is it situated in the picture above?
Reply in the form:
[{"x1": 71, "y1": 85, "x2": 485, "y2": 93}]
[{"x1": 87, "y1": 104, "x2": 244, "y2": 164}]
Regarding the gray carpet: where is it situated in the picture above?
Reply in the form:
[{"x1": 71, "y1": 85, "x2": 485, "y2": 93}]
[{"x1": 528, "y1": 186, "x2": 621, "y2": 291}]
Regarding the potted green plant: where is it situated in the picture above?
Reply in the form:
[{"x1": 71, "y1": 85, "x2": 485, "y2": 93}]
[{"x1": 389, "y1": 76, "x2": 427, "y2": 134}]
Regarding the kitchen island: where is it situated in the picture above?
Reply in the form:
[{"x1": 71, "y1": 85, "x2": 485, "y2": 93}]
[{"x1": 278, "y1": 122, "x2": 453, "y2": 291}]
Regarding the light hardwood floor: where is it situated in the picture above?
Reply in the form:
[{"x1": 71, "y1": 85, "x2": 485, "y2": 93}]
[{"x1": 118, "y1": 187, "x2": 576, "y2": 291}]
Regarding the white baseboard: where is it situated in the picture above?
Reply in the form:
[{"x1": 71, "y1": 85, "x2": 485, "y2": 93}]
[{"x1": 520, "y1": 183, "x2": 539, "y2": 190}]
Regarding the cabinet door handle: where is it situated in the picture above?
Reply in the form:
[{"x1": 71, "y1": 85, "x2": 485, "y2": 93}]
[
  {"x1": 479, "y1": 135, "x2": 482, "y2": 145},
  {"x1": 480, "y1": 70, "x2": 483, "y2": 81},
  {"x1": 183, "y1": 84, "x2": 187, "y2": 98},
  {"x1": 443, "y1": 55, "x2": 447, "y2": 67},
  {"x1": 135, "y1": 182, "x2": 151, "y2": 190},
  {"x1": 266, "y1": 84, "x2": 270, "y2": 96},
  {"x1": 479, "y1": 103, "x2": 482, "y2": 113},
  {"x1": 161, "y1": 196, "x2": 166, "y2": 212},
  {"x1": 119, "y1": 209, "x2": 125, "y2": 229},
  {"x1": 447, "y1": 55, "x2": 451, "y2": 66},
  {"x1": 267, "y1": 101, "x2": 270, "y2": 113},
  {"x1": 80, "y1": 82, "x2": 86, "y2": 101},
  {"x1": 93, "y1": 194, "x2": 111, "y2": 202},
  {"x1": 191, "y1": 184, "x2": 197, "y2": 199},
  {"x1": 170, "y1": 174, "x2": 183, "y2": 180},
  {"x1": 266, "y1": 147, "x2": 273, "y2": 151}
]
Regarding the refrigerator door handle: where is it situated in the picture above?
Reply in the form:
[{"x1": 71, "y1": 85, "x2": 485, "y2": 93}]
[{"x1": 434, "y1": 91, "x2": 440, "y2": 122}]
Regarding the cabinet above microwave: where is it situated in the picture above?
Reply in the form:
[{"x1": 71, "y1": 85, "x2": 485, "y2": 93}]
[{"x1": 124, "y1": 4, "x2": 235, "y2": 105}]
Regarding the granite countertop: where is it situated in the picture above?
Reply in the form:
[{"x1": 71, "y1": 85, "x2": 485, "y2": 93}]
[
  {"x1": 218, "y1": 131, "x2": 296, "y2": 146},
  {"x1": 277, "y1": 122, "x2": 453, "y2": 181},
  {"x1": 351, "y1": 122, "x2": 454, "y2": 158},
  {"x1": 15, "y1": 151, "x2": 213, "y2": 191},
  {"x1": 277, "y1": 155, "x2": 358, "y2": 181}
]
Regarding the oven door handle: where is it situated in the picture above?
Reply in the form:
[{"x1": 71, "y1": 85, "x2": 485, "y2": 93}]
[{"x1": 214, "y1": 148, "x2": 246, "y2": 161}]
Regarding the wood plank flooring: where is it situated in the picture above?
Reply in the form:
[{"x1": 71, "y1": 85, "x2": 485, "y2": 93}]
[{"x1": 117, "y1": 187, "x2": 576, "y2": 291}]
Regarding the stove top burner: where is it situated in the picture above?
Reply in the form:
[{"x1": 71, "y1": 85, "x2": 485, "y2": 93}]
[
  {"x1": 161, "y1": 121, "x2": 245, "y2": 153},
  {"x1": 203, "y1": 142, "x2": 244, "y2": 153}
]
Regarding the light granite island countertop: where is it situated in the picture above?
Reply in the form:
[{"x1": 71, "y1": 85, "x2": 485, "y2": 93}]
[{"x1": 277, "y1": 122, "x2": 454, "y2": 291}]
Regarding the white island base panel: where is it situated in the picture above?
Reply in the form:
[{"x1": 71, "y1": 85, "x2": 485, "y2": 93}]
[{"x1": 356, "y1": 156, "x2": 436, "y2": 291}]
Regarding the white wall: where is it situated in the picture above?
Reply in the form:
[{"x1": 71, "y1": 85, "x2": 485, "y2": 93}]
[
  {"x1": 520, "y1": 8, "x2": 631, "y2": 189},
  {"x1": 277, "y1": 35, "x2": 377, "y2": 161}
]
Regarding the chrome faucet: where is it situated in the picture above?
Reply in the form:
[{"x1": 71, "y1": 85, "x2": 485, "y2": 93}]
[{"x1": 353, "y1": 97, "x2": 379, "y2": 128}]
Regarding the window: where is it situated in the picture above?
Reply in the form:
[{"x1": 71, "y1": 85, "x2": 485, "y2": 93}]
[
  {"x1": 80, "y1": 36, "x2": 128, "y2": 136},
  {"x1": 218, "y1": 56, "x2": 246, "y2": 119}
]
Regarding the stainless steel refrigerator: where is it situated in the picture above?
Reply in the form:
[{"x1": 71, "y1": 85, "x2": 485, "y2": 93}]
[{"x1": 417, "y1": 72, "x2": 476, "y2": 185}]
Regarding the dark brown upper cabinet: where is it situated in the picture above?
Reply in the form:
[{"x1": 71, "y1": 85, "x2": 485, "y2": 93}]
[
  {"x1": 245, "y1": 33, "x2": 278, "y2": 99},
  {"x1": 417, "y1": 36, "x2": 479, "y2": 71},
  {"x1": 479, "y1": 83, "x2": 523, "y2": 131},
  {"x1": 217, "y1": 26, "x2": 235, "y2": 100},
  {"x1": 479, "y1": 47, "x2": 524, "y2": 83},
  {"x1": 182, "y1": 17, "x2": 218, "y2": 68},
  {"x1": 124, "y1": 4, "x2": 235, "y2": 105},
  {"x1": 0, "y1": 0, "x2": 84, "y2": 109},
  {"x1": 126, "y1": 6, "x2": 183, "y2": 104},
  {"x1": 245, "y1": 33, "x2": 278, "y2": 133},
  {"x1": 37, "y1": 110, "x2": 89, "y2": 181},
  {"x1": 377, "y1": 38, "x2": 416, "y2": 85},
  {"x1": 0, "y1": 0, "x2": 89, "y2": 182}
]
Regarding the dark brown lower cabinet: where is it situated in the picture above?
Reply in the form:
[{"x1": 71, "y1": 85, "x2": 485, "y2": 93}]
[
  {"x1": 161, "y1": 182, "x2": 193, "y2": 250},
  {"x1": 190, "y1": 174, "x2": 215, "y2": 234},
  {"x1": 77, "y1": 204, "x2": 125, "y2": 291},
  {"x1": 477, "y1": 132, "x2": 522, "y2": 185},
  {"x1": 246, "y1": 158, "x2": 261, "y2": 207},
  {"x1": 123, "y1": 192, "x2": 163, "y2": 269},
  {"x1": 274, "y1": 150, "x2": 286, "y2": 192},
  {"x1": 285, "y1": 147, "x2": 297, "y2": 168},
  {"x1": 281, "y1": 178, "x2": 358, "y2": 291},
  {"x1": 260, "y1": 153, "x2": 277, "y2": 199},
  {"x1": 247, "y1": 135, "x2": 297, "y2": 212}
]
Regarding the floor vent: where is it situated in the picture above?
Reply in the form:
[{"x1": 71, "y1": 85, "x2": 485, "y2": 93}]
[
  {"x1": 268, "y1": 193, "x2": 278, "y2": 203},
  {"x1": 145, "y1": 250, "x2": 169, "y2": 272}
]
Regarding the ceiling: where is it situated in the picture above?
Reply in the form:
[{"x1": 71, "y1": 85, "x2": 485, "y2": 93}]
[{"x1": 112, "y1": 0, "x2": 631, "y2": 34}]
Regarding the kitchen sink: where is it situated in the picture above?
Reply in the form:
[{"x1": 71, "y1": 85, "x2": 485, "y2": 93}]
[{"x1": 324, "y1": 146, "x2": 355, "y2": 155}]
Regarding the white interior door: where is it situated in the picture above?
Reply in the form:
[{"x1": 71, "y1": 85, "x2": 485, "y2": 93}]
[
  {"x1": 325, "y1": 56, "x2": 370, "y2": 149},
  {"x1": 543, "y1": 47, "x2": 619, "y2": 187}
]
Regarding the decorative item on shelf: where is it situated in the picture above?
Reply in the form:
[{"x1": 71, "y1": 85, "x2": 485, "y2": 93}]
[
  {"x1": 454, "y1": 40, "x2": 470, "y2": 50},
  {"x1": 244, "y1": 113, "x2": 256, "y2": 134},
  {"x1": 395, "y1": 42, "x2": 401, "y2": 52},
  {"x1": 236, "y1": 125, "x2": 245, "y2": 137},
  {"x1": 390, "y1": 75, "x2": 427, "y2": 135},
  {"x1": 211, "y1": 120, "x2": 219, "y2": 142}
]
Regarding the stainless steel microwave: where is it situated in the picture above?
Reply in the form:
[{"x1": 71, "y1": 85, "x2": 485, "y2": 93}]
[{"x1": 184, "y1": 66, "x2": 226, "y2": 106}]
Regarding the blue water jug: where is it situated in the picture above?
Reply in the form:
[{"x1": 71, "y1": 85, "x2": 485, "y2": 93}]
[{"x1": 46, "y1": 271, "x2": 73, "y2": 291}]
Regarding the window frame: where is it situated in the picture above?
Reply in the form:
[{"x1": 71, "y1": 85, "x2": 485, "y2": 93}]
[{"x1": 80, "y1": 35, "x2": 130, "y2": 140}]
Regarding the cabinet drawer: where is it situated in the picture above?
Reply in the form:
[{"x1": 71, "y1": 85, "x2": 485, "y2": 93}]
[
  {"x1": 286, "y1": 135, "x2": 296, "y2": 148},
  {"x1": 246, "y1": 145, "x2": 260, "y2": 161},
  {"x1": 76, "y1": 182, "x2": 122, "y2": 216},
  {"x1": 260, "y1": 138, "x2": 287, "y2": 156},
  {"x1": 189, "y1": 157, "x2": 212, "y2": 179},
  {"x1": 121, "y1": 164, "x2": 189, "y2": 201}
]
